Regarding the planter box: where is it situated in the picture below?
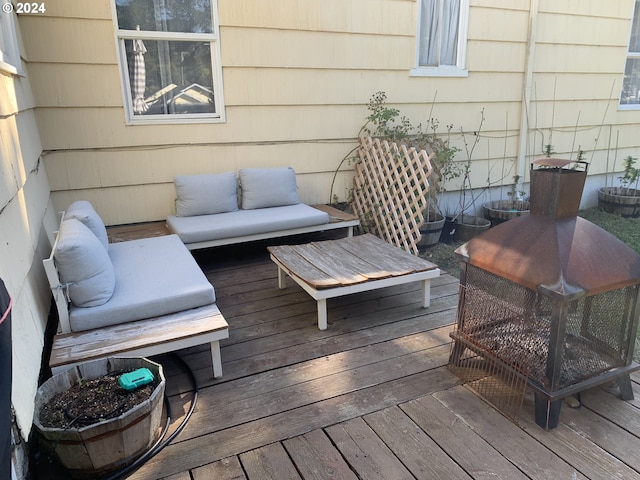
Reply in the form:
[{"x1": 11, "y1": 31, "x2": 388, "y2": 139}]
[
  {"x1": 483, "y1": 200, "x2": 530, "y2": 226},
  {"x1": 33, "y1": 357, "x2": 165, "y2": 479},
  {"x1": 454, "y1": 215, "x2": 491, "y2": 242},
  {"x1": 418, "y1": 213, "x2": 445, "y2": 248},
  {"x1": 598, "y1": 187, "x2": 640, "y2": 218}
]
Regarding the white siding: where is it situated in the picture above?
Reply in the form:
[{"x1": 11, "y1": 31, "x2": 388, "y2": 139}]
[{"x1": 0, "y1": 39, "x2": 53, "y2": 443}]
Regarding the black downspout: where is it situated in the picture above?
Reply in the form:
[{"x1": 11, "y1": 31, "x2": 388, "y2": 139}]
[{"x1": 0, "y1": 278, "x2": 12, "y2": 479}]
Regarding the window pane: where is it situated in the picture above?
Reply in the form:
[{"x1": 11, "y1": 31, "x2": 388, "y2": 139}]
[
  {"x1": 440, "y1": 0, "x2": 460, "y2": 65},
  {"x1": 418, "y1": 0, "x2": 460, "y2": 67},
  {"x1": 125, "y1": 39, "x2": 216, "y2": 115},
  {"x1": 631, "y1": 0, "x2": 640, "y2": 53},
  {"x1": 116, "y1": 0, "x2": 213, "y2": 33},
  {"x1": 621, "y1": 58, "x2": 640, "y2": 105},
  {"x1": 419, "y1": 0, "x2": 439, "y2": 66}
]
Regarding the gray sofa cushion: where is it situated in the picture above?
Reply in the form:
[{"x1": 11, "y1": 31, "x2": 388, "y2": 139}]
[
  {"x1": 175, "y1": 172, "x2": 239, "y2": 216},
  {"x1": 240, "y1": 167, "x2": 299, "y2": 209},
  {"x1": 65, "y1": 200, "x2": 109, "y2": 249},
  {"x1": 166, "y1": 203, "x2": 330, "y2": 244},
  {"x1": 55, "y1": 218, "x2": 116, "y2": 307},
  {"x1": 68, "y1": 234, "x2": 215, "y2": 332}
]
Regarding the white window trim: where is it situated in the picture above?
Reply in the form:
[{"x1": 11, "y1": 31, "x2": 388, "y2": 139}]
[
  {"x1": 411, "y1": 0, "x2": 470, "y2": 78},
  {"x1": 0, "y1": 10, "x2": 24, "y2": 76},
  {"x1": 620, "y1": 0, "x2": 640, "y2": 111},
  {"x1": 111, "y1": 0, "x2": 226, "y2": 125}
]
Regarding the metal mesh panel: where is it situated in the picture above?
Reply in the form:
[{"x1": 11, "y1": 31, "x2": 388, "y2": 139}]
[
  {"x1": 453, "y1": 265, "x2": 639, "y2": 392},
  {"x1": 448, "y1": 338, "x2": 529, "y2": 424}
]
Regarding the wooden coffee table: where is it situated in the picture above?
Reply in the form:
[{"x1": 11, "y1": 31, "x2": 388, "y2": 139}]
[{"x1": 268, "y1": 234, "x2": 440, "y2": 330}]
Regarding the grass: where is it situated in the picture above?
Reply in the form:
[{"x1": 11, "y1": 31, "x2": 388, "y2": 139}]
[
  {"x1": 419, "y1": 207, "x2": 640, "y2": 360},
  {"x1": 420, "y1": 208, "x2": 640, "y2": 278}
]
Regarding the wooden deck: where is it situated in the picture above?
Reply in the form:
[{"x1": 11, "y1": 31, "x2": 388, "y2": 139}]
[{"x1": 40, "y1": 225, "x2": 640, "y2": 480}]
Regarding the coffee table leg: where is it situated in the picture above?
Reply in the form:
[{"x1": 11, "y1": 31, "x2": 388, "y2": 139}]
[
  {"x1": 317, "y1": 299, "x2": 328, "y2": 330},
  {"x1": 277, "y1": 266, "x2": 287, "y2": 289},
  {"x1": 421, "y1": 280, "x2": 431, "y2": 308}
]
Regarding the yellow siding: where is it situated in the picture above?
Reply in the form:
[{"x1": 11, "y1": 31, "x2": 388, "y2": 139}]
[
  {"x1": 18, "y1": 0, "x2": 640, "y2": 224},
  {"x1": 220, "y1": 27, "x2": 414, "y2": 70},
  {"x1": 540, "y1": 0, "x2": 632, "y2": 18},
  {"x1": 219, "y1": 0, "x2": 416, "y2": 34},
  {"x1": 28, "y1": 63, "x2": 122, "y2": 107},
  {"x1": 19, "y1": 16, "x2": 116, "y2": 64}
]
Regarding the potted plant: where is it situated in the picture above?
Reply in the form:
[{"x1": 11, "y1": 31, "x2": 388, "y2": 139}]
[
  {"x1": 336, "y1": 92, "x2": 461, "y2": 250},
  {"x1": 33, "y1": 357, "x2": 165, "y2": 479},
  {"x1": 415, "y1": 120, "x2": 461, "y2": 247},
  {"x1": 483, "y1": 175, "x2": 530, "y2": 226},
  {"x1": 452, "y1": 110, "x2": 491, "y2": 241},
  {"x1": 598, "y1": 155, "x2": 640, "y2": 217}
]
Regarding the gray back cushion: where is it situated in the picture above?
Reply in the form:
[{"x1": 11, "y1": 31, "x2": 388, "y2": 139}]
[
  {"x1": 65, "y1": 200, "x2": 109, "y2": 249},
  {"x1": 175, "y1": 172, "x2": 239, "y2": 216},
  {"x1": 55, "y1": 218, "x2": 116, "y2": 307},
  {"x1": 240, "y1": 167, "x2": 299, "y2": 209}
]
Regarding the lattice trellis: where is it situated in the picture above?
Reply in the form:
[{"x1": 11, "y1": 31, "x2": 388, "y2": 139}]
[{"x1": 351, "y1": 136, "x2": 434, "y2": 255}]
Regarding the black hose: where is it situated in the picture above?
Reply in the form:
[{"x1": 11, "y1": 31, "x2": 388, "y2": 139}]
[{"x1": 101, "y1": 354, "x2": 199, "y2": 480}]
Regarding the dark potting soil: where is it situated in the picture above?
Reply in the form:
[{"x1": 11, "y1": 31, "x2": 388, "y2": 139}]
[{"x1": 39, "y1": 371, "x2": 159, "y2": 429}]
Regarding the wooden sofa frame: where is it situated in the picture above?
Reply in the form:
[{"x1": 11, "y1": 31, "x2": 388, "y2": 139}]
[{"x1": 43, "y1": 216, "x2": 229, "y2": 377}]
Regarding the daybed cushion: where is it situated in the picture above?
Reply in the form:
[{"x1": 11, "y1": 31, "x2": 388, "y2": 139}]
[
  {"x1": 166, "y1": 203, "x2": 330, "y2": 244},
  {"x1": 55, "y1": 218, "x2": 115, "y2": 307},
  {"x1": 65, "y1": 200, "x2": 109, "y2": 249},
  {"x1": 175, "y1": 172, "x2": 238, "y2": 217},
  {"x1": 68, "y1": 234, "x2": 216, "y2": 332},
  {"x1": 240, "y1": 167, "x2": 299, "y2": 209}
]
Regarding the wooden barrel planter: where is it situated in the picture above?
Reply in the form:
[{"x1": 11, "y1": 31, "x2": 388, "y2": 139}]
[
  {"x1": 483, "y1": 200, "x2": 530, "y2": 226},
  {"x1": 598, "y1": 187, "x2": 640, "y2": 218},
  {"x1": 418, "y1": 213, "x2": 445, "y2": 248},
  {"x1": 33, "y1": 357, "x2": 165, "y2": 479},
  {"x1": 454, "y1": 215, "x2": 491, "y2": 242}
]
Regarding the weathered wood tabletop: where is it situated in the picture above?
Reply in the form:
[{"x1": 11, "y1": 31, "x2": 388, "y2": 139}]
[{"x1": 268, "y1": 234, "x2": 438, "y2": 290}]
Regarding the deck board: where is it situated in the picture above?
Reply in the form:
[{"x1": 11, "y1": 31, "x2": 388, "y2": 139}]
[
  {"x1": 283, "y1": 429, "x2": 359, "y2": 480},
  {"x1": 37, "y1": 223, "x2": 640, "y2": 480},
  {"x1": 363, "y1": 406, "x2": 473, "y2": 480}
]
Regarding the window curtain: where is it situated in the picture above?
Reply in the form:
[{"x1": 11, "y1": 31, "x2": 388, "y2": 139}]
[{"x1": 419, "y1": 0, "x2": 460, "y2": 66}]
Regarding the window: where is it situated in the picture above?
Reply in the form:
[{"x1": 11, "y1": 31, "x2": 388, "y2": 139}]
[
  {"x1": 113, "y1": 0, "x2": 225, "y2": 124},
  {"x1": 621, "y1": 0, "x2": 640, "y2": 109},
  {"x1": 411, "y1": 0, "x2": 469, "y2": 77},
  {"x1": 0, "y1": 10, "x2": 22, "y2": 75}
]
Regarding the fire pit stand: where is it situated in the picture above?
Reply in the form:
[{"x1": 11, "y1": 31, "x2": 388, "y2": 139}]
[{"x1": 450, "y1": 159, "x2": 640, "y2": 429}]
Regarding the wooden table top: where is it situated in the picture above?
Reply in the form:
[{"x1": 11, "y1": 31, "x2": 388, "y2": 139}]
[{"x1": 268, "y1": 234, "x2": 438, "y2": 290}]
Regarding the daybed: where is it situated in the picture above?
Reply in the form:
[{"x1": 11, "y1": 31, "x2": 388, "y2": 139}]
[
  {"x1": 166, "y1": 167, "x2": 359, "y2": 250},
  {"x1": 43, "y1": 201, "x2": 228, "y2": 377}
]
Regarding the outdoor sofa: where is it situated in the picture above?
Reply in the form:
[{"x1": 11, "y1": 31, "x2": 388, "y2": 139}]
[
  {"x1": 166, "y1": 167, "x2": 356, "y2": 250},
  {"x1": 43, "y1": 201, "x2": 228, "y2": 377}
]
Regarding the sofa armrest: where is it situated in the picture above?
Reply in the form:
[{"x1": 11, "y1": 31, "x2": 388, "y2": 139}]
[{"x1": 43, "y1": 212, "x2": 72, "y2": 334}]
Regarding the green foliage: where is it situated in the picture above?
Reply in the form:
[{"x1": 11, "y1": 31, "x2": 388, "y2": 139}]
[
  {"x1": 619, "y1": 155, "x2": 640, "y2": 194},
  {"x1": 330, "y1": 91, "x2": 461, "y2": 218},
  {"x1": 507, "y1": 175, "x2": 525, "y2": 200}
]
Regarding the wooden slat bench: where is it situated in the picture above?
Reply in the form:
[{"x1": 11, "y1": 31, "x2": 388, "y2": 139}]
[{"x1": 49, "y1": 304, "x2": 228, "y2": 376}]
